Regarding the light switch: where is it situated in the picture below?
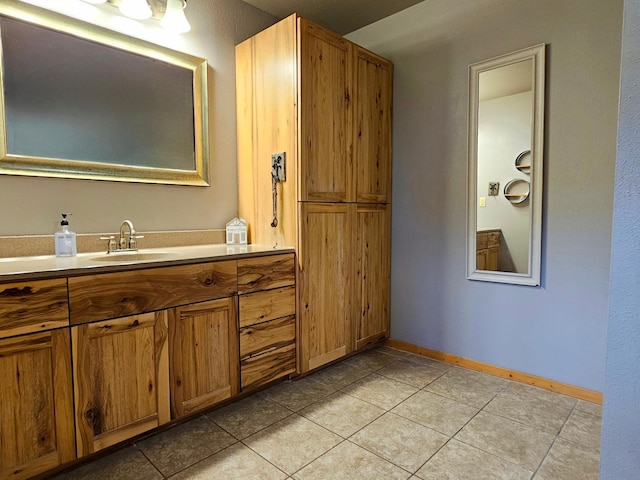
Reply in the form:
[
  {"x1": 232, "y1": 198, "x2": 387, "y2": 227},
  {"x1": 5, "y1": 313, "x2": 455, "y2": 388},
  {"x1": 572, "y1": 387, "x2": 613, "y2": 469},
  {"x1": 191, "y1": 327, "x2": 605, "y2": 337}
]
[{"x1": 479, "y1": 196, "x2": 486, "y2": 207}]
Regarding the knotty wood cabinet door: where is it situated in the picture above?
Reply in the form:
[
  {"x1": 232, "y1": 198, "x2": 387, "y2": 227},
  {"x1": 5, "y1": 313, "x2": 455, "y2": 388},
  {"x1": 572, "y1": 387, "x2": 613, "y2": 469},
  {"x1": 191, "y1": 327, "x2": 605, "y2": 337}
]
[
  {"x1": 353, "y1": 47, "x2": 393, "y2": 203},
  {"x1": 72, "y1": 311, "x2": 169, "y2": 457},
  {"x1": 299, "y1": 203, "x2": 353, "y2": 372},
  {"x1": 299, "y1": 19, "x2": 353, "y2": 203},
  {"x1": 0, "y1": 330, "x2": 75, "y2": 480},
  {"x1": 169, "y1": 297, "x2": 239, "y2": 418},
  {"x1": 354, "y1": 204, "x2": 391, "y2": 349}
]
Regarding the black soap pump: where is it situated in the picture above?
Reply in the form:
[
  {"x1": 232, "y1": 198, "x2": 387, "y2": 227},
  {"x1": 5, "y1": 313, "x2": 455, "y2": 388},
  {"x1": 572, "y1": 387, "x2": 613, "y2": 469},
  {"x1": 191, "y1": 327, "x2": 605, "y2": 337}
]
[{"x1": 54, "y1": 213, "x2": 77, "y2": 257}]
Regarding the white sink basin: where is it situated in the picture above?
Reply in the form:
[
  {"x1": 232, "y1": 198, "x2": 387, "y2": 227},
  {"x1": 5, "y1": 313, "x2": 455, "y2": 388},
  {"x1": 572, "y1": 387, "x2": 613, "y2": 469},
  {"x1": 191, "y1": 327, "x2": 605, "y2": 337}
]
[{"x1": 89, "y1": 252, "x2": 174, "y2": 263}]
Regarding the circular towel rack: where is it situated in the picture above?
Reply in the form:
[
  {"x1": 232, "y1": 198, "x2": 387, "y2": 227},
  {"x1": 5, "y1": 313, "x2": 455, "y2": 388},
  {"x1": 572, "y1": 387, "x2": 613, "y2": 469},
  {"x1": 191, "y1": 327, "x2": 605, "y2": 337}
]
[
  {"x1": 515, "y1": 150, "x2": 531, "y2": 174},
  {"x1": 504, "y1": 179, "x2": 530, "y2": 204}
]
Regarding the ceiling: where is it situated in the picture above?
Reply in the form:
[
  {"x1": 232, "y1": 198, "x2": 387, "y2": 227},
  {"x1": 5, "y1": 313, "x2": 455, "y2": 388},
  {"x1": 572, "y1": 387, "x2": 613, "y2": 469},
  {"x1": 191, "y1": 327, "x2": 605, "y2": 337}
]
[{"x1": 240, "y1": 0, "x2": 425, "y2": 35}]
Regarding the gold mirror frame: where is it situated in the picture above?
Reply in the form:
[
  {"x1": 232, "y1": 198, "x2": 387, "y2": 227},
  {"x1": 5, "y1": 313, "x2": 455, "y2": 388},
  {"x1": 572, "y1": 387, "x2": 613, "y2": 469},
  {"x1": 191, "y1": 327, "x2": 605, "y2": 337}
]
[
  {"x1": 0, "y1": 0, "x2": 209, "y2": 186},
  {"x1": 467, "y1": 44, "x2": 545, "y2": 286}
]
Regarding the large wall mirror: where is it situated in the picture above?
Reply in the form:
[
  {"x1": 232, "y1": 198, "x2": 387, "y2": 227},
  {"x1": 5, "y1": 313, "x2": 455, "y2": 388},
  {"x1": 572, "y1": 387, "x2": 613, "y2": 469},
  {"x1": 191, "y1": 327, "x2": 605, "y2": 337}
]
[
  {"x1": 467, "y1": 44, "x2": 545, "y2": 286},
  {"x1": 0, "y1": 1, "x2": 209, "y2": 186}
]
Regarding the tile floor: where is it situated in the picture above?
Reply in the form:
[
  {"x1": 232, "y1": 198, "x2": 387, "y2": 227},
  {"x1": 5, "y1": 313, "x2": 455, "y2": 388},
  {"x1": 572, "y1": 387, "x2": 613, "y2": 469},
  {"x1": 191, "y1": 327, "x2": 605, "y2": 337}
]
[{"x1": 53, "y1": 346, "x2": 602, "y2": 480}]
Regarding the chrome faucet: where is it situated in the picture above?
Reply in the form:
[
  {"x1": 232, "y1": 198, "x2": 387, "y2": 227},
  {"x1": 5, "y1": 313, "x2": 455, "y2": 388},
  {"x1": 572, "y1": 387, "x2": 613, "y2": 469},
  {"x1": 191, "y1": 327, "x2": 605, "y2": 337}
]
[
  {"x1": 119, "y1": 220, "x2": 135, "y2": 250},
  {"x1": 100, "y1": 220, "x2": 143, "y2": 253}
]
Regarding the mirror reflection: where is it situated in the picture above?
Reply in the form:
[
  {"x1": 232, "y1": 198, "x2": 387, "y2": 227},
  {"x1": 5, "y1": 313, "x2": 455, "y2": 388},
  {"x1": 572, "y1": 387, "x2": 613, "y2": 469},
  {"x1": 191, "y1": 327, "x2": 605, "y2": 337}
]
[
  {"x1": 477, "y1": 59, "x2": 533, "y2": 274},
  {"x1": 467, "y1": 44, "x2": 545, "y2": 286}
]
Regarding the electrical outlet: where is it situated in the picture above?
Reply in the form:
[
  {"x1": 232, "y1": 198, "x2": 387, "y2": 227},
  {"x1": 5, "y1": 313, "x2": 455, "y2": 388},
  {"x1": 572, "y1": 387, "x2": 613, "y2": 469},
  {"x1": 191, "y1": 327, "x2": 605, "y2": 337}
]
[
  {"x1": 488, "y1": 182, "x2": 499, "y2": 196},
  {"x1": 271, "y1": 152, "x2": 286, "y2": 182}
]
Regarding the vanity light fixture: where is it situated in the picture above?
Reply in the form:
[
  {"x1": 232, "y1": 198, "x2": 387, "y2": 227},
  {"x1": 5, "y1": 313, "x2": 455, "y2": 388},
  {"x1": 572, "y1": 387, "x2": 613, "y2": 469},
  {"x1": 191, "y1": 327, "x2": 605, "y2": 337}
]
[
  {"x1": 80, "y1": 0, "x2": 192, "y2": 34},
  {"x1": 119, "y1": 0, "x2": 153, "y2": 20},
  {"x1": 161, "y1": 0, "x2": 191, "y2": 33}
]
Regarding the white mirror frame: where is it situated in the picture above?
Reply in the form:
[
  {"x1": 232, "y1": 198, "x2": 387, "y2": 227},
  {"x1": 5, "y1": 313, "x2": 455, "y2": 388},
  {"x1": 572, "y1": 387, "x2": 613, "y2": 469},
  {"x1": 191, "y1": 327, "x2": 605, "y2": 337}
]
[{"x1": 467, "y1": 44, "x2": 545, "y2": 286}]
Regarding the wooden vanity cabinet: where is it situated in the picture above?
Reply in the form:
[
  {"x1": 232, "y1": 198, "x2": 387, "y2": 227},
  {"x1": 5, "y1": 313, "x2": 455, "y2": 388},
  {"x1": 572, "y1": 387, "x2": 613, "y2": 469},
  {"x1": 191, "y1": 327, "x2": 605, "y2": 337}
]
[
  {"x1": 238, "y1": 254, "x2": 296, "y2": 390},
  {"x1": 71, "y1": 311, "x2": 170, "y2": 457},
  {"x1": 0, "y1": 279, "x2": 75, "y2": 480},
  {"x1": 169, "y1": 297, "x2": 239, "y2": 418},
  {"x1": 476, "y1": 230, "x2": 500, "y2": 271}
]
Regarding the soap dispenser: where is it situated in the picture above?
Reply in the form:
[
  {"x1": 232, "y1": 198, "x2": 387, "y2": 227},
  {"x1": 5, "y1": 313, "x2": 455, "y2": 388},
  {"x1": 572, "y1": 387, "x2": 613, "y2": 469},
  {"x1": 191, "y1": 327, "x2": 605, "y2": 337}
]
[{"x1": 55, "y1": 213, "x2": 77, "y2": 257}]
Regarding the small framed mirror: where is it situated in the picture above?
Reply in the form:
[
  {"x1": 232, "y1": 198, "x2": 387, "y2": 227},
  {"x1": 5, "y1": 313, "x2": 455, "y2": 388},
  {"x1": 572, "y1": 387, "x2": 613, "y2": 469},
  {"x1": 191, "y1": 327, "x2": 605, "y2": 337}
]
[
  {"x1": 0, "y1": 1, "x2": 209, "y2": 186},
  {"x1": 467, "y1": 44, "x2": 545, "y2": 286}
]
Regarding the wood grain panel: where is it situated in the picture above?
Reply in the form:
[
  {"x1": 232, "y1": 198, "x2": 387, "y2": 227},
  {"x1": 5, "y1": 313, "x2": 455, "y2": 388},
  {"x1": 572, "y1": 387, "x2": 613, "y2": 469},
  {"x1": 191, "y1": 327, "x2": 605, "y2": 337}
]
[
  {"x1": 299, "y1": 203, "x2": 353, "y2": 372},
  {"x1": 240, "y1": 343, "x2": 296, "y2": 390},
  {"x1": 355, "y1": 204, "x2": 391, "y2": 349},
  {"x1": 237, "y1": 15, "x2": 298, "y2": 248},
  {"x1": 0, "y1": 330, "x2": 75, "y2": 479},
  {"x1": 68, "y1": 261, "x2": 237, "y2": 325},
  {"x1": 299, "y1": 18, "x2": 352, "y2": 202},
  {"x1": 237, "y1": 254, "x2": 295, "y2": 294},
  {"x1": 0, "y1": 278, "x2": 68, "y2": 338},
  {"x1": 72, "y1": 311, "x2": 169, "y2": 457},
  {"x1": 240, "y1": 315, "x2": 295, "y2": 359},
  {"x1": 169, "y1": 298, "x2": 239, "y2": 418},
  {"x1": 353, "y1": 47, "x2": 393, "y2": 203},
  {"x1": 239, "y1": 286, "x2": 295, "y2": 328}
]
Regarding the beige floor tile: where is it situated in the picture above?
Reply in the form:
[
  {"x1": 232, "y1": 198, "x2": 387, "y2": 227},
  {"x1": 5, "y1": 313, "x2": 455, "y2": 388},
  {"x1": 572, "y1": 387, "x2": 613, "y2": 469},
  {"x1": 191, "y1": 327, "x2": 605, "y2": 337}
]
[
  {"x1": 259, "y1": 376, "x2": 337, "y2": 411},
  {"x1": 351, "y1": 412, "x2": 448, "y2": 472},
  {"x1": 342, "y1": 373, "x2": 419, "y2": 409},
  {"x1": 137, "y1": 415, "x2": 236, "y2": 476},
  {"x1": 244, "y1": 415, "x2": 342, "y2": 474},
  {"x1": 52, "y1": 446, "x2": 162, "y2": 480},
  {"x1": 392, "y1": 390, "x2": 479, "y2": 435},
  {"x1": 424, "y1": 367, "x2": 508, "y2": 408},
  {"x1": 169, "y1": 442, "x2": 287, "y2": 480},
  {"x1": 293, "y1": 441, "x2": 410, "y2": 480},
  {"x1": 575, "y1": 399, "x2": 603, "y2": 417},
  {"x1": 343, "y1": 349, "x2": 399, "y2": 370},
  {"x1": 484, "y1": 391, "x2": 573, "y2": 434},
  {"x1": 299, "y1": 392, "x2": 385, "y2": 437},
  {"x1": 374, "y1": 345, "x2": 413, "y2": 357},
  {"x1": 559, "y1": 408, "x2": 602, "y2": 450},
  {"x1": 506, "y1": 382, "x2": 578, "y2": 409},
  {"x1": 377, "y1": 357, "x2": 451, "y2": 388},
  {"x1": 309, "y1": 361, "x2": 374, "y2": 389},
  {"x1": 455, "y1": 411, "x2": 556, "y2": 471},
  {"x1": 207, "y1": 393, "x2": 292, "y2": 438},
  {"x1": 416, "y1": 439, "x2": 532, "y2": 480},
  {"x1": 536, "y1": 437, "x2": 600, "y2": 480}
]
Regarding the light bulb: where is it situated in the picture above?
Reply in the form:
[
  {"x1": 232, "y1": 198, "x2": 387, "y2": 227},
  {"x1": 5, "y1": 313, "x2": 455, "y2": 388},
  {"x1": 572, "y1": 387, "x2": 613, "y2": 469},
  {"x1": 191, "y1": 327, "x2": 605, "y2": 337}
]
[
  {"x1": 119, "y1": 0, "x2": 152, "y2": 20},
  {"x1": 82, "y1": 0, "x2": 108, "y2": 4},
  {"x1": 161, "y1": 0, "x2": 191, "y2": 34}
]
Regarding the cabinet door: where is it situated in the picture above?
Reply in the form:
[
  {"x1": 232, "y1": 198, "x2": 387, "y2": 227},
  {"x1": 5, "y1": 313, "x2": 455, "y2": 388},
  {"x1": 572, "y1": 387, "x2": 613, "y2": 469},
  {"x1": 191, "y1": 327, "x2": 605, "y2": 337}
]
[
  {"x1": 0, "y1": 330, "x2": 75, "y2": 480},
  {"x1": 72, "y1": 312, "x2": 169, "y2": 457},
  {"x1": 355, "y1": 204, "x2": 391, "y2": 349},
  {"x1": 299, "y1": 18, "x2": 352, "y2": 202},
  {"x1": 169, "y1": 298, "x2": 239, "y2": 418},
  {"x1": 299, "y1": 203, "x2": 353, "y2": 372},
  {"x1": 353, "y1": 47, "x2": 393, "y2": 203}
]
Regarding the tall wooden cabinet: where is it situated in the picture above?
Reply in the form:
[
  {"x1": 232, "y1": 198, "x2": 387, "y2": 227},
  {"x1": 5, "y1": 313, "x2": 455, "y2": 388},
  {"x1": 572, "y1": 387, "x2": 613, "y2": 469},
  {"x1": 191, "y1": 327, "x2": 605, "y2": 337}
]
[{"x1": 237, "y1": 14, "x2": 392, "y2": 373}]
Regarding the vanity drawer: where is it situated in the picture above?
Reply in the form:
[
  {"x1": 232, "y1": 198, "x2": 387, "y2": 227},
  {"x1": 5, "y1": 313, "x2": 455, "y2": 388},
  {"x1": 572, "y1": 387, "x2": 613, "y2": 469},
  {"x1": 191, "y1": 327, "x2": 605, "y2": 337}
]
[
  {"x1": 240, "y1": 315, "x2": 296, "y2": 359},
  {"x1": 476, "y1": 232, "x2": 488, "y2": 249},
  {"x1": 237, "y1": 254, "x2": 295, "y2": 294},
  {"x1": 68, "y1": 261, "x2": 237, "y2": 325},
  {"x1": 487, "y1": 231, "x2": 500, "y2": 247},
  {"x1": 239, "y1": 286, "x2": 295, "y2": 328},
  {"x1": 0, "y1": 278, "x2": 69, "y2": 338},
  {"x1": 240, "y1": 343, "x2": 296, "y2": 390}
]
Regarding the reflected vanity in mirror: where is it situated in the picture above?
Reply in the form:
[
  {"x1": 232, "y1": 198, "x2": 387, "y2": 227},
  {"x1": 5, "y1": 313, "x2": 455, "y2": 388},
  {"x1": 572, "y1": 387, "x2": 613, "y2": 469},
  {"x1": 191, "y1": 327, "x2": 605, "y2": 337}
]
[
  {"x1": 0, "y1": 1, "x2": 209, "y2": 186},
  {"x1": 467, "y1": 44, "x2": 545, "y2": 286}
]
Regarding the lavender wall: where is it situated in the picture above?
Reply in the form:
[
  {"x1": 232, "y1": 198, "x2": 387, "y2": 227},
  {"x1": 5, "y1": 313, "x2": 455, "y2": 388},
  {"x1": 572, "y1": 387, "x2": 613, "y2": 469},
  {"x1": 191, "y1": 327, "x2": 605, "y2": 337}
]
[
  {"x1": 600, "y1": 0, "x2": 640, "y2": 476},
  {"x1": 347, "y1": 0, "x2": 623, "y2": 391}
]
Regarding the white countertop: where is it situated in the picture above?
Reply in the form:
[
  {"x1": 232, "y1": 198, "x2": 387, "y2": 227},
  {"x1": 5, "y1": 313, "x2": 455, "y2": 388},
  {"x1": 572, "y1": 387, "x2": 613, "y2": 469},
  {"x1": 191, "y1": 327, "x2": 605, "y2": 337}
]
[{"x1": 0, "y1": 244, "x2": 295, "y2": 282}]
